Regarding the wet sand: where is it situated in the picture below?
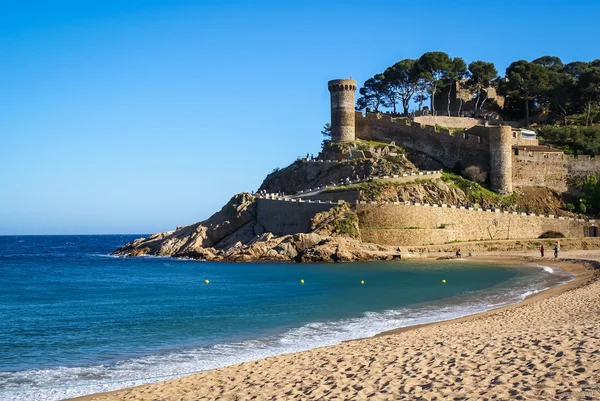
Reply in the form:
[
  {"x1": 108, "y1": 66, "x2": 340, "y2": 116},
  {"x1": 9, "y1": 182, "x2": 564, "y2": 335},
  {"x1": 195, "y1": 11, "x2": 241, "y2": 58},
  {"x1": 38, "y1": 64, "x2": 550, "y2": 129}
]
[{"x1": 71, "y1": 251, "x2": 600, "y2": 400}]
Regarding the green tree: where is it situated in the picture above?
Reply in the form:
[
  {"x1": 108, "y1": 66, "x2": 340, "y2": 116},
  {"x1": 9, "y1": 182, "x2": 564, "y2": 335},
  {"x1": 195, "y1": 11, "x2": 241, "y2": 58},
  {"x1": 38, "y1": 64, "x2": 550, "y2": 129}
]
[
  {"x1": 380, "y1": 59, "x2": 418, "y2": 115},
  {"x1": 504, "y1": 60, "x2": 550, "y2": 126},
  {"x1": 563, "y1": 61, "x2": 591, "y2": 79},
  {"x1": 413, "y1": 75, "x2": 429, "y2": 112},
  {"x1": 532, "y1": 56, "x2": 564, "y2": 72},
  {"x1": 416, "y1": 51, "x2": 452, "y2": 115},
  {"x1": 528, "y1": 57, "x2": 573, "y2": 125},
  {"x1": 538, "y1": 125, "x2": 600, "y2": 155},
  {"x1": 577, "y1": 67, "x2": 600, "y2": 126},
  {"x1": 321, "y1": 123, "x2": 331, "y2": 148},
  {"x1": 467, "y1": 61, "x2": 498, "y2": 112},
  {"x1": 445, "y1": 57, "x2": 469, "y2": 116},
  {"x1": 546, "y1": 70, "x2": 576, "y2": 125},
  {"x1": 356, "y1": 76, "x2": 389, "y2": 112},
  {"x1": 582, "y1": 174, "x2": 600, "y2": 213}
]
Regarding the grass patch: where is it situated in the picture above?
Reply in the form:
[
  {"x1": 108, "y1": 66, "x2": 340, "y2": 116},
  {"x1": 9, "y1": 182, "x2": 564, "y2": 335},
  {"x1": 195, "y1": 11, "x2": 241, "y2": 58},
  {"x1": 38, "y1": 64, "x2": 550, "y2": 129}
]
[
  {"x1": 441, "y1": 172, "x2": 517, "y2": 207},
  {"x1": 353, "y1": 139, "x2": 406, "y2": 153},
  {"x1": 330, "y1": 213, "x2": 360, "y2": 239},
  {"x1": 323, "y1": 178, "x2": 427, "y2": 197}
]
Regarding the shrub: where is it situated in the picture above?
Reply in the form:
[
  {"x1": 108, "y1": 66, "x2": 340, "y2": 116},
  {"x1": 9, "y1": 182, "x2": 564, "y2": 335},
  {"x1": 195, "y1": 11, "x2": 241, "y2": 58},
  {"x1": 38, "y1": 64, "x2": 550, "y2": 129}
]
[
  {"x1": 537, "y1": 125, "x2": 600, "y2": 156},
  {"x1": 462, "y1": 166, "x2": 487, "y2": 183}
]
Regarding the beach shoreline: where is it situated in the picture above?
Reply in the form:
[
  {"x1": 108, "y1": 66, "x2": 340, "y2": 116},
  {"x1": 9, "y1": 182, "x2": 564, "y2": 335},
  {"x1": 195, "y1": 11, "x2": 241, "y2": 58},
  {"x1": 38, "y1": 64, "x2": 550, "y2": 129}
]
[
  {"x1": 374, "y1": 255, "x2": 596, "y2": 338},
  {"x1": 68, "y1": 251, "x2": 600, "y2": 401}
]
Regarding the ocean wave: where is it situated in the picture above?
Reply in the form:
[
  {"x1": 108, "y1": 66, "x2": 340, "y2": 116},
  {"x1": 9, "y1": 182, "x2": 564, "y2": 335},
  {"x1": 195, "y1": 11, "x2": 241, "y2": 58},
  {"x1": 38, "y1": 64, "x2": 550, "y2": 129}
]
[{"x1": 0, "y1": 264, "x2": 574, "y2": 401}]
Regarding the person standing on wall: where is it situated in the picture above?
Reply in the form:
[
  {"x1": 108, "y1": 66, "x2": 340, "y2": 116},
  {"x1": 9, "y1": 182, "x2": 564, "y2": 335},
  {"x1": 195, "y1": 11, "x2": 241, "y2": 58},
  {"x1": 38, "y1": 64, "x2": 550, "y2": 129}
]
[
  {"x1": 554, "y1": 244, "x2": 559, "y2": 258},
  {"x1": 540, "y1": 244, "x2": 544, "y2": 257}
]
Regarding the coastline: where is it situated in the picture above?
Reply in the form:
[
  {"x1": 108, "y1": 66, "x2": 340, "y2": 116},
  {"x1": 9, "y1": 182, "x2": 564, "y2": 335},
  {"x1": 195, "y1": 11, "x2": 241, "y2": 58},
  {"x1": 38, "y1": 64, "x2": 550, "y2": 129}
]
[
  {"x1": 69, "y1": 251, "x2": 600, "y2": 401},
  {"x1": 375, "y1": 255, "x2": 595, "y2": 338}
]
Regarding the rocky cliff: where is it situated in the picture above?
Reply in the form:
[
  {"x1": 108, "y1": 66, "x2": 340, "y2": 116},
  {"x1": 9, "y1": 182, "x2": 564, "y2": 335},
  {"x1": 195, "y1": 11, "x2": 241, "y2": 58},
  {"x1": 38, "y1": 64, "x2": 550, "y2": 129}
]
[
  {"x1": 113, "y1": 199, "x2": 401, "y2": 262},
  {"x1": 113, "y1": 140, "x2": 577, "y2": 262},
  {"x1": 259, "y1": 148, "x2": 416, "y2": 194}
]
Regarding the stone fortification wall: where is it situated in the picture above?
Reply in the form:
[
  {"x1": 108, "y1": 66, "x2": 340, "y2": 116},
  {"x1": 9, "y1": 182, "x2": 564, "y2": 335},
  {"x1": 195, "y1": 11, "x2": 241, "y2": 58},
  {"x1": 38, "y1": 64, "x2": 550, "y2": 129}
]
[
  {"x1": 299, "y1": 191, "x2": 361, "y2": 204},
  {"x1": 413, "y1": 116, "x2": 484, "y2": 129},
  {"x1": 254, "y1": 195, "x2": 595, "y2": 246},
  {"x1": 567, "y1": 154, "x2": 600, "y2": 178},
  {"x1": 256, "y1": 197, "x2": 337, "y2": 235},
  {"x1": 512, "y1": 150, "x2": 600, "y2": 193},
  {"x1": 357, "y1": 202, "x2": 595, "y2": 246},
  {"x1": 355, "y1": 112, "x2": 490, "y2": 173}
]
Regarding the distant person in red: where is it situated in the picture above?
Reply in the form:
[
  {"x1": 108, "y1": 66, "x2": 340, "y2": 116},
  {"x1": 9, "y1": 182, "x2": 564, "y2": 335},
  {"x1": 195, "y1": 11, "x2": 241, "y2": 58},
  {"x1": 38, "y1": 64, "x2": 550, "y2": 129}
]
[{"x1": 540, "y1": 245, "x2": 545, "y2": 257}]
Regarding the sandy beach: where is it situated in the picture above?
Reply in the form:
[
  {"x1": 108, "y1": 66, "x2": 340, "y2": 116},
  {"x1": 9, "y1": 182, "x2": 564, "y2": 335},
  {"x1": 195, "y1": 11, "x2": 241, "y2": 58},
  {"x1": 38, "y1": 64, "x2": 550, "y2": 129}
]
[{"x1": 72, "y1": 251, "x2": 600, "y2": 401}]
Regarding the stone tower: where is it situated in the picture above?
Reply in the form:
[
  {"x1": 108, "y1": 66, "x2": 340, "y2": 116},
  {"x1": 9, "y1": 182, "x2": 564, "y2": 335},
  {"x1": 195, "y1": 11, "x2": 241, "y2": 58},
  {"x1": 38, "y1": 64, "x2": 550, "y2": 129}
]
[
  {"x1": 488, "y1": 125, "x2": 513, "y2": 195},
  {"x1": 328, "y1": 79, "x2": 357, "y2": 142}
]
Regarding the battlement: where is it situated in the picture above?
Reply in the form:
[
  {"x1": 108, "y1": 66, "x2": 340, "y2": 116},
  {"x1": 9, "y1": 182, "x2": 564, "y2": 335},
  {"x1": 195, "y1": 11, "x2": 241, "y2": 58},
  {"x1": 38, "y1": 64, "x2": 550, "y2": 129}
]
[
  {"x1": 254, "y1": 194, "x2": 596, "y2": 245},
  {"x1": 326, "y1": 78, "x2": 598, "y2": 195},
  {"x1": 515, "y1": 149, "x2": 600, "y2": 165},
  {"x1": 355, "y1": 111, "x2": 489, "y2": 147},
  {"x1": 328, "y1": 79, "x2": 357, "y2": 92}
]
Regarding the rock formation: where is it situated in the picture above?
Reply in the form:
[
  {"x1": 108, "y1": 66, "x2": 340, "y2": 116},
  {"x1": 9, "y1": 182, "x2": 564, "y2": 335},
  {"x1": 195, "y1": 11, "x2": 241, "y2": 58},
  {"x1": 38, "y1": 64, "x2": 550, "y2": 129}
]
[
  {"x1": 113, "y1": 199, "x2": 401, "y2": 262},
  {"x1": 113, "y1": 140, "x2": 579, "y2": 262}
]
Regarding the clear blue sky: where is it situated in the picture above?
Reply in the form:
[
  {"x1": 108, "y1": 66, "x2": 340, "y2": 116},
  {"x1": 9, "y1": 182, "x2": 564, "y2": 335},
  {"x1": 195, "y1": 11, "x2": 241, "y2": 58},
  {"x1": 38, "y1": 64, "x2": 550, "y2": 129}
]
[{"x1": 1, "y1": 0, "x2": 598, "y2": 235}]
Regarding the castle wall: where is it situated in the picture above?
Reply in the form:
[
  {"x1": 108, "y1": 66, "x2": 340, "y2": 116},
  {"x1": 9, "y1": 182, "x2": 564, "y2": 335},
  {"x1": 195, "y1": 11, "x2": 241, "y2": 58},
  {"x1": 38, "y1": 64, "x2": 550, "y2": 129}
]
[
  {"x1": 356, "y1": 109, "x2": 600, "y2": 194},
  {"x1": 355, "y1": 112, "x2": 490, "y2": 174},
  {"x1": 512, "y1": 151, "x2": 569, "y2": 192},
  {"x1": 512, "y1": 151, "x2": 600, "y2": 193},
  {"x1": 357, "y1": 203, "x2": 594, "y2": 246},
  {"x1": 413, "y1": 116, "x2": 484, "y2": 129},
  {"x1": 256, "y1": 198, "x2": 336, "y2": 235},
  {"x1": 299, "y1": 191, "x2": 361, "y2": 203},
  {"x1": 567, "y1": 155, "x2": 600, "y2": 178}
]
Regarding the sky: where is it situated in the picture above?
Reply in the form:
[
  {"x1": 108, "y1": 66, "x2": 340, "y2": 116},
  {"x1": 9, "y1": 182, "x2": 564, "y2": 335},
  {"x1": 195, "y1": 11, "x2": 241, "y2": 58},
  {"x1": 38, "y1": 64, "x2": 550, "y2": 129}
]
[{"x1": 1, "y1": 0, "x2": 599, "y2": 235}]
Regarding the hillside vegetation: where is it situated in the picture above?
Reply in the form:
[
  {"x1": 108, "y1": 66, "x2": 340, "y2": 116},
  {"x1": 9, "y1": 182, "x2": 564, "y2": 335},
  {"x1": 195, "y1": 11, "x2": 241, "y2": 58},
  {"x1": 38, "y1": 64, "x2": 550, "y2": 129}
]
[
  {"x1": 356, "y1": 52, "x2": 600, "y2": 127},
  {"x1": 538, "y1": 125, "x2": 600, "y2": 155},
  {"x1": 259, "y1": 141, "x2": 416, "y2": 194},
  {"x1": 325, "y1": 172, "x2": 574, "y2": 217}
]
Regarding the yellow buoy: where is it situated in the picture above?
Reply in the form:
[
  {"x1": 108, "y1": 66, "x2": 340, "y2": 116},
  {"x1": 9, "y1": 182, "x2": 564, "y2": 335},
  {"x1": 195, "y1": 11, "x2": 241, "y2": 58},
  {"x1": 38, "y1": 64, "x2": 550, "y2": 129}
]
[
  {"x1": 442, "y1": 279, "x2": 446, "y2": 283},
  {"x1": 361, "y1": 280, "x2": 365, "y2": 284},
  {"x1": 300, "y1": 279, "x2": 305, "y2": 284},
  {"x1": 205, "y1": 280, "x2": 210, "y2": 284}
]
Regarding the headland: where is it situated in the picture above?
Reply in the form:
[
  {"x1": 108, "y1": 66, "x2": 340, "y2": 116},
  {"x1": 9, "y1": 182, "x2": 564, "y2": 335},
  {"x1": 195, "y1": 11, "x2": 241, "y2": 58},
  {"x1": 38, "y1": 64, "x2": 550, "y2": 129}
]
[{"x1": 112, "y1": 77, "x2": 600, "y2": 262}]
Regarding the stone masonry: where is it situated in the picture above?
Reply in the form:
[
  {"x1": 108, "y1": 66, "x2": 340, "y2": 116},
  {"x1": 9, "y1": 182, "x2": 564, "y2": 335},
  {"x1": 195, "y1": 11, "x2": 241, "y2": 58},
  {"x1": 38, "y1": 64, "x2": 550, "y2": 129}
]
[
  {"x1": 328, "y1": 79, "x2": 356, "y2": 142},
  {"x1": 327, "y1": 78, "x2": 599, "y2": 195}
]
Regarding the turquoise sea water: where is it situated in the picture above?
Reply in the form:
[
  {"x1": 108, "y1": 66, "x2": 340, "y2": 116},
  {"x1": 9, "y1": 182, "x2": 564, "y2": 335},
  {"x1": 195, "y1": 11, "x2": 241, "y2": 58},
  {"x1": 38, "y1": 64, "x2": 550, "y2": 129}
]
[{"x1": 0, "y1": 235, "x2": 572, "y2": 401}]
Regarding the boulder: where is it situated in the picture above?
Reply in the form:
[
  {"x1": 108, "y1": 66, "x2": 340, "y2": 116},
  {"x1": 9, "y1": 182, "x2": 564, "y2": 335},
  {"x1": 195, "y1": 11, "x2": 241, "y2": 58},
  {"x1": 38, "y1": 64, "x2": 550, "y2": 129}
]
[
  {"x1": 274, "y1": 242, "x2": 298, "y2": 260},
  {"x1": 292, "y1": 233, "x2": 324, "y2": 252}
]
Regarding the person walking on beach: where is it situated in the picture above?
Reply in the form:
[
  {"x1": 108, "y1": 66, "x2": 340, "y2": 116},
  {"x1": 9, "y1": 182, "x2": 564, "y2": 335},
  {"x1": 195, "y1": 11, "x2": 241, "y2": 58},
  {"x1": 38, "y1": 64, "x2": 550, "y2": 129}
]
[
  {"x1": 553, "y1": 244, "x2": 559, "y2": 258},
  {"x1": 540, "y1": 244, "x2": 545, "y2": 257}
]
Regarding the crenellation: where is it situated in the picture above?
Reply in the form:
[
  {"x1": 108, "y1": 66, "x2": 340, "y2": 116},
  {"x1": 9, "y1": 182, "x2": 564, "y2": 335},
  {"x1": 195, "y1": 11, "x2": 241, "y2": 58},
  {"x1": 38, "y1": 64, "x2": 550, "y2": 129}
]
[
  {"x1": 337, "y1": 83, "x2": 598, "y2": 196},
  {"x1": 358, "y1": 203, "x2": 592, "y2": 245}
]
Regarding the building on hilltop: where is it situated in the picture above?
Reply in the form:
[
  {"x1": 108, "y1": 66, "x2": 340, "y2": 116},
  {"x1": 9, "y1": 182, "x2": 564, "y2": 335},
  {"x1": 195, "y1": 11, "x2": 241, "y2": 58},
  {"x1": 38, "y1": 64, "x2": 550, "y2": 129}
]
[
  {"x1": 432, "y1": 79, "x2": 505, "y2": 118},
  {"x1": 326, "y1": 77, "x2": 600, "y2": 196}
]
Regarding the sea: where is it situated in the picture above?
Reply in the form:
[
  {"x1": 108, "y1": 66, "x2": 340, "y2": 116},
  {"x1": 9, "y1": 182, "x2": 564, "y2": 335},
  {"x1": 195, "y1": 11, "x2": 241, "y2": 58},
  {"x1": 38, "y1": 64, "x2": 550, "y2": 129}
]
[{"x1": 0, "y1": 235, "x2": 573, "y2": 401}]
